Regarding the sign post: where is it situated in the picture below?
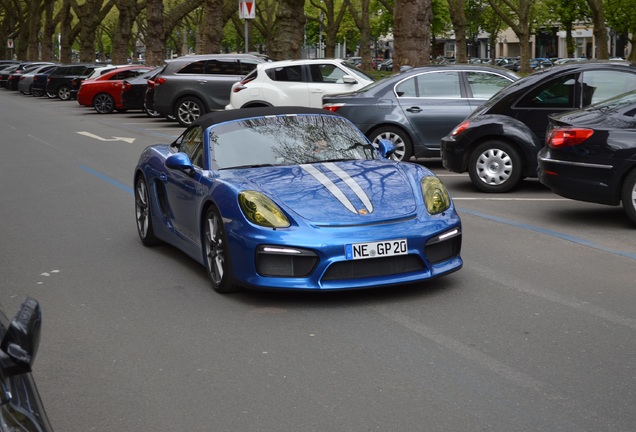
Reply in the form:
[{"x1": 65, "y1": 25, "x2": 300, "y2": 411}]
[{"x1": 238, "y1": 0, "x2": 255, "y2": 53}]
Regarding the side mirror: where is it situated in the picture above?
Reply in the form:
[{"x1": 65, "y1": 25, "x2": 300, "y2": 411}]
[
  {"x1": 376, "y1": 138, "x2": 397, "y2": 159},
  {"x1": 0, "y1": 297, "x2": 41, "y2": 377},
  {"x1": 166, "y1": 152, "x2": 194, "y2": 173},
  {"x1": 342, "y1": 75, "x2": 358, "y2": 85}
]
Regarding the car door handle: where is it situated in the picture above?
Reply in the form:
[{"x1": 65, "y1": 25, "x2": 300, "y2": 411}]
[
  {"x1": 197, "y1": 80, "x2": 208, "y2": 84},
  {"x1": 159, "y1": 173, "x2": 167, "y2": 183},
  {"x1": 406, "y1": 107, "x2": 422, "y2": 113}
]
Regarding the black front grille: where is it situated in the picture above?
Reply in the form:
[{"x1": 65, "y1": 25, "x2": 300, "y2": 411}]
[
  {"x1": 256, "y1": 250, "x2": 317, "y2": 277},
  {"x1": 425, "y1": 235, "x2": 461, "y2": 264},
  {"x1": 322, "y1": 255, "x2": 424, "y2": 281}
]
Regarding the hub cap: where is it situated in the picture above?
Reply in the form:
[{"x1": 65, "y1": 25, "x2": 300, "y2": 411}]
[{"x1": 476, "y1": 148, "x2": 513, "y2": 185}]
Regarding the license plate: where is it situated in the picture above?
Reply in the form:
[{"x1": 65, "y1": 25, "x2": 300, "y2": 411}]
[{"x1": 345, "y1": 239, "x2": 408, "y2": 260}]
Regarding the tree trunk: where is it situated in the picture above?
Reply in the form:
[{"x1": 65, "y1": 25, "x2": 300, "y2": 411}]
[
  {"x1": 41, "y1": 0, "x2": 56, "y2": 61},
  {"x1": 393, "y1": 0, "x2": 432, "y2": 71},
  {"x1": 145, "y1": 0, "x2": 165, "y2": 65},
  {"x1": 268, "y1": 0, "x2": 306, "y2": 60},
  {"x1": 587, "y1": 0, "x2": 608, "y2": 59},
  {"x1": 200, "y1": 0, "x2": 224, "y2": 54},
  {"x1": 448, "y1": 0, "x2": 467, "y2": 63}
]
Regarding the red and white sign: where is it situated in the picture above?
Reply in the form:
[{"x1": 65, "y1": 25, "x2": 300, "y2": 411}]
[
  {"x1": 7, "y1": 39, "x2": 13, "y2": 49},
  {"x1": 239, "y1": 0, "x2": 255, "y2": 19}
]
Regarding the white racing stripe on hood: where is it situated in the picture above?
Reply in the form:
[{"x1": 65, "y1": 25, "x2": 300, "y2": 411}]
[
  {"x1": 301, "y1": 164, "x2": 357, "y2": 213},
  {"x1": 323, "y1": 162, "x2": 373, "y2": 213}
]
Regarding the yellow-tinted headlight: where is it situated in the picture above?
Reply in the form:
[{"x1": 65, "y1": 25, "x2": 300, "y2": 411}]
[
  {"x1": 238, "y1": 191, "x2": 290, "y2": 228},
  {"x1": 421, "y1": 176, "x2": 451, "y2": 215}
]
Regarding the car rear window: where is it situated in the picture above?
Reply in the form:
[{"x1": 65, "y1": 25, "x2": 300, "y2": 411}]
[{"x1": 266, "y1": 66, "x2": 303, "y2": 82}]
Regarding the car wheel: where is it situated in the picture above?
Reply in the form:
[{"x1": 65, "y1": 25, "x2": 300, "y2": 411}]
[
  {"x1": 203, "y1": 206, "x2": 237, "y2": 293},
  {"x1": 144, "y1": 102, "x2": 162, "y2": 118},
  {"x1": 175, "y1": 97, "x2": 204, "y2": 127},
  {"x1": 621, "y1": 169, "x2": 636, "y2": 225},
  {"x1": 32, "y1": 88, "x2": 44, "y2": 97},
  {"x1": 46, "y1": 91, "x2": 56, "y2": 99},
  {"x1": 369, "y1": 126, "x2": 413, "y2": 161},
  {"x1": 468, "y1": 140, "x2": 523, "y2": 193},
  {"x1": 57, "y1": 85, "x2": 71, "y2": 100},
  {"x1": 94, "y1": 93, "x2": 115, "y2": 114},
  {"x1": 135, "y1": 176, "x2": 161, "y2": 246}
]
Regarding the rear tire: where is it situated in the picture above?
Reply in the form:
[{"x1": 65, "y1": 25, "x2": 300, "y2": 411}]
[
  {"x1": 32, "y1": 88, "x2": 44, "y2": 97},
  {"x1": 468, "y1": 140, "x2": 523, "y2": 193},
  {"x1": 621, "y1": 169, "x2": 636, "y2": 225},
  {"x1": 58, "y1": 85, "x2": 71, "y2": 100},
  {"x1": 94, "y1": 93, "x2": 115, "y2": 114},
  {"x1": 175, "y1": 96, "x2": 205, "y2": 127},
  {"x1": 369, "y1": 126, "x2": 413, "y2": 161}
]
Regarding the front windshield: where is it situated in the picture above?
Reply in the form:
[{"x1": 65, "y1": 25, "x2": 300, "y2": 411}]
[{"x1": 209, "y1": 114, "x2": 377, "y2": 169}]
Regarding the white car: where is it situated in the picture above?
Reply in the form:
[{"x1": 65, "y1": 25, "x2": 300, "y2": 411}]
[{"x1": 225, "y1": 58, "x2": 374, "y2": 110}]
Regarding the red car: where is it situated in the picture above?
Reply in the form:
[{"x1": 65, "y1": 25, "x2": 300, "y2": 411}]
[{"x1": 77, "y1": 65, "x2": 153, "y2": 114}]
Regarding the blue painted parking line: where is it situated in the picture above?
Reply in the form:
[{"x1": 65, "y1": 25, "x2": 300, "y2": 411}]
[
  {"x1": 80, "y1": 165, "x2": 133, "y2": 194},
  {"x1": 459, "y1": 207, "x2": 636, "y2": 261}
]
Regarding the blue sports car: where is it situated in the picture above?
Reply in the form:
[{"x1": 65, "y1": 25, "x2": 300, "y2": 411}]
[{"x1": 134, "y1": 107, "x2": 462, "y2": 292}]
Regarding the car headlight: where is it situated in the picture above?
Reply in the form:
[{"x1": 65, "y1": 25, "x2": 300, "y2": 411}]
[
  {"x1": 238, "y1": 191, "x2": 290, "y2": 228},
  {"x1": 421, "y1": 176, "x2": 451, "y2": 215}
]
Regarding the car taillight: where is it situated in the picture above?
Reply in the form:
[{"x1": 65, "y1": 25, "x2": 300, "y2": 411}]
[
  {"x1": 547, "y1": 127, "x2": 594, "y2": 148},
  {"x1": 47, "y1": 77, "x2": 52, "y2": 83},
  {"x1": 147, "y1": 80, "x2": 155, "y2": 89},
  {"x1": 322, "y1": 103, "x2": 344, "y2": 112},
  {"x1": 19, "y1": 76, "x2": 25, "y2": 81},
  {"x1": 123, "y1": 82, "x2": 131, "y2": 91},
  {"x1": 155, "y1": 77, "x2": 166, "y2": 86},
  {"x1": 451, "y1": 120, "x2": 470, "y2": 136},
  {"x1": 232, "y1": 84, "x2": 247, "y2": 93}
]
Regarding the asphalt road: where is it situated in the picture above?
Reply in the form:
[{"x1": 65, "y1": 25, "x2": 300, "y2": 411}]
[{"x1": 1, "y1": 89, "x2": 635, "y2": 432}]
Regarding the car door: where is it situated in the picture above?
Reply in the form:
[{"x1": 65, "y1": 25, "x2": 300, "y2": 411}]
[
  {"x1": 306, "y1": 62, "x2": 362, "y2": 107},
  {"x1": 262, "y1": 64, "x2": 310, "y2": 106},
  {"x1": 203, "y1": 59, "x2": 243, "y2": 109},
  {"x1": 396, "y1": 70, "x2": 473, "y2": 149},
  {"x1": 164, "y1": 126, "x2": 206, "y2": 245}
]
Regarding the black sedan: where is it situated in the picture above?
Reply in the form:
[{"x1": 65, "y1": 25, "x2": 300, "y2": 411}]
[
  {"x1": 441, "y1": 61, "x2": 636, "y2": 192},
  {"x1": 0, "y1": 297, "x2": 55, "y2": 431},
  {"x1": 322, "y1": 65, "x2": 518, "y2": 161},
  {"x1": 120, "y1": 67, "x2": 161, "y2": 114},
  {"x1": 538, "y1": 90, "x2": 636, "y2": 225}
]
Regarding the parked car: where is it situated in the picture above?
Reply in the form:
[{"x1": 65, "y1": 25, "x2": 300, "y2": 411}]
[
  {"x1": 70, "y1": 64, "x2": 125, "y2": 99},
  {"x1": 45, "y1": 63, "x2": 104, "y2": 100},
  {"x1": 17, "y1": 64, "x2": 58, "y2": 94},
  {"x1": 120, "y1": 67, "x2": 161, "y2": 112},
  {"x1": 77, "y1": 65, "x2": 153, "y2": 113},
  {"x1": 0, "y1": 63, "x2": 26, "y2": 88},
  {"x1": 31, "y1": 66, "x2": 58, "y2": 97},
  {"x1": 538, "y1": 90, "x2": 636, "y2": 225},
  {"x1": 441, "y1": 62, "x2": 636, "y2": 192},
  {"x1": 377, "y1": 59, "x2": 393, "y2": 71},
  {"x1": 0, "y1": 297, "x2": 55, "y2": 432},
  {"x1": 322, "y1": 65, "x2": 518, "y2": 161},
  {"x1": 225, "y1": 58, "x2": 374, "y2": 110},
  {"x1": 134, "y1": 106, "x2": 463, "y2": 292},
  {"x1": 151, "y1": 53, "x2": 268, "y2": 126},
  {"x1": 7, "y1": 62, "x2": 54, "y2": 90}
]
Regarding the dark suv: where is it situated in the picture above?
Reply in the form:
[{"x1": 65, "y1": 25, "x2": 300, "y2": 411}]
[
  {"x1": 45, "y1": 63, "x2": 104, "y2": 100},
  {"x1": 151, "y1": 54, "x2": 267, "y2": 126}
]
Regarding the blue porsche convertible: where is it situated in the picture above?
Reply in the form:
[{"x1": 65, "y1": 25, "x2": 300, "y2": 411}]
[{"x1": 134, "y1": 107, "x2": 462, "y2": 292}]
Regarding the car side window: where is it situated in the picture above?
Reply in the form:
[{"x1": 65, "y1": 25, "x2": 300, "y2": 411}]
[
  {"x1": 517, "y1": 73, "x2": 577, "y2": 108},
  {"x1": 112, "y1": 70, "x2": 137, "y2": 80},
  {"x1": 416, "y1": 71, "x2": 462, "y2": 98},
  {"x1": 239, "y1": 60, "x2": 261, "y2": 75},
  {"x1": 178, "y1": 126, "x2": 205, "y2": 168},
  {"x1": 204, "y1": 60, "x2": 240, "y2": 75},
  {"x1": 395, "y1": 77, "x2": 417, "y2": 97},
  {"x1": 309, "y1": 64, "x2": 347, "y2": 83},
  {"x1": 467, "y1": 72, "x2": 513, "y2": 99},
  {"x1": 179, "y1": 61, "x2": 206, "y2": 74},
  {"x1": 266, "y1": 66, "x2": 303, "y2": 82},
  {"x1": 581, "y1": 70, "x2": 636, "y2": 105}
]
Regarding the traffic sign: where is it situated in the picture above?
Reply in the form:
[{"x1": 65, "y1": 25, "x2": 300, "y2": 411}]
[
  {"x1": 239, "y1": 0, "x2": 255, "y2": 19},
  {"x1": 7, "y1": 39, "x2": 13, "y2": 49}
]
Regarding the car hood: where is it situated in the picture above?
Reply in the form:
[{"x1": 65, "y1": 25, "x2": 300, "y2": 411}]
[{"x1": 230, "y1": 160, "x2": 420, "y2": 225}]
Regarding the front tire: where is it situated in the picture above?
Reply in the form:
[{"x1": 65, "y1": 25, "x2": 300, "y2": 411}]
[
  {"x1": 468, "y1": 140, "x2": 523, "y2": 193},
  {"x1": 621, "y1": 169, "x2": 636, "y2": 225},
  {"x1": 94, "y1": 93, "x2": 115, "y2": 114},
  {"x1": 135, "y1": 176, "x2": 161, "y2": 246},
  {"x1": 175, "y1": 96, "x2": 204, "y2": 127},
  {"x1": 203, "y1": 206, "x2": 237, "y2": 293},
  {"x1": 369, "y1": 126, "x2": 413, "y2": 161}
]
